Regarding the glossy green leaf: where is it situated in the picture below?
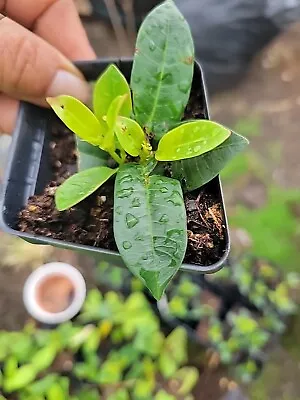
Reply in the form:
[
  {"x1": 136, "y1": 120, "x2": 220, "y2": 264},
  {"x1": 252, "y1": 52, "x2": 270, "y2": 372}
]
[
  {"x1": 115, "y1": 117, "x2": 146, "y2": 157},
  {"x1": 172, "y1": 131, "x2": 249, "y2": 191},
  {"x1": 76, "y1": 138, "x2": 108, "y2": 171},
  {"x1": 56, "y1": 166, "x2": 117, "y2": 211},
  {"x1": 47, "y1": 96, "x2": 106, "y2": 146},
  {"x1": 93, "y1": 64, "x2": 132, "y2": 121},
  {"x1": 156, "y1": 120, "x2": 231, "y2": 161},
  {"x1": 131, "y1": 0, "x2": 194, "y2": 139},
  {"x1": 114, "y1": 164, "x2": 187, "y2": 300},
  {"x1": 4, "y1": 365, "x2": 36, "y2": 393}
]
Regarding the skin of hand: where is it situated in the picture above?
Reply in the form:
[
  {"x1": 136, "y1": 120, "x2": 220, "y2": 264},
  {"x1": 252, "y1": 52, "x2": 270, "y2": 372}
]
[{"x1": 0, "y1": 0, "x2": 96, "y2": 134}]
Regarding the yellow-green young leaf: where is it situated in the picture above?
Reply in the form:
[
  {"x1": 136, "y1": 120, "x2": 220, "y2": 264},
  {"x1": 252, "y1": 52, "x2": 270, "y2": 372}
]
[
  {"x1": 106, "y1": 95, "x2": 129, "y2": 129},
  {"x1": 4, "y1": 365, "x2": 36, "y2": 393},
  {"x1": 102, "y1": 94, "x2": 129, "y2": 152},
  {"x1": 55, "y1": 167, "x2": 117, "y2": 211},
  {"x1": 173, "y1": 367, "x2": 199, "y2": 395},
  {"x1": 115, "y1": 117, "x2": 146, "y2": 157},
  {"x1": 31, "y1": 346, "x2": 57, "y2": 373},
  {"x1": 155, "y1": 390, "x2": 176, "y2": 400},
  {"x1": 93, "y1": 64, "x2": 132, "y2": 121},
  {"x1": 155, "y1": 120, "x2": 231, "y2": 161},
  {"x1": 47, "y1": 96, "x2": 106, "y2": 146},
  {"x1": 46, "y1": 383, "x2": 65, "y2": 400}
]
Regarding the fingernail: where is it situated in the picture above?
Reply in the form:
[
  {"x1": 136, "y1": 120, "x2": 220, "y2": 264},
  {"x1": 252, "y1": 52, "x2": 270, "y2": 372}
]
[{"x1": 47, "y1": 70, "x2": 91, "y2": 103}]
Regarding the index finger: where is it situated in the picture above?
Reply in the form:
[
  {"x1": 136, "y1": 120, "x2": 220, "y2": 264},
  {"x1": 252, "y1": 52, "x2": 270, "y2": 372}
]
[{"x1": 1, "y1": 0, "x2": 95, "y2": 60}]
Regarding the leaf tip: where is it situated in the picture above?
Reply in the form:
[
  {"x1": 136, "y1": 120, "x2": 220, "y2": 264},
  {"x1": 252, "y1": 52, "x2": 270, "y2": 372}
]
[{"x1": 46, "y1": 97, "x2": 57, "y2": 107}]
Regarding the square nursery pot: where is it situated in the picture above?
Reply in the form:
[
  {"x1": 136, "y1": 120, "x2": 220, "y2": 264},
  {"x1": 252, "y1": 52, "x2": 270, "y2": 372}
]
[{"x1": 0, "y1": 58, "x2": 230, "y2": 274}]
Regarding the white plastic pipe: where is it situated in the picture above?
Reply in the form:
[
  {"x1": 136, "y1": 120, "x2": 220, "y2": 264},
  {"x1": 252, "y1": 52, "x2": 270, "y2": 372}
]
[{"x1": 23, "y1": 262, "x2": 86, "y2": 324}]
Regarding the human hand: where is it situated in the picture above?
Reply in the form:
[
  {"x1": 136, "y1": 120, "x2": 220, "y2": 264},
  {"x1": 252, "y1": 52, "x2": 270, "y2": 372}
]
[{"x1": 0, "y1": 0, "x2": 96, "y2": 134}]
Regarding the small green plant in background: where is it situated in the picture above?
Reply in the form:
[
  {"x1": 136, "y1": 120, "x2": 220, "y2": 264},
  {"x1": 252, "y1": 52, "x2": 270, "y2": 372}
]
[
  {"x1": 207, "y1": 310, "x2": 269, "y2": 384},
  {"x1": 47, "y1": 0, "x2": 248, "y2": 300},
  {"x1": 0, "y1": 289, "x2": 199, "y2": 399},
  {"x1": 166, "y1": 274, "x2": 218, "y2": 322}
]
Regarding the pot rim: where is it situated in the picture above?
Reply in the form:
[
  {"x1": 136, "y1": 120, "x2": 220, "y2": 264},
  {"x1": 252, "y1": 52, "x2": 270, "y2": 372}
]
[{"x1": 23, "y1": 262, "x2": 86, "y2": 324}]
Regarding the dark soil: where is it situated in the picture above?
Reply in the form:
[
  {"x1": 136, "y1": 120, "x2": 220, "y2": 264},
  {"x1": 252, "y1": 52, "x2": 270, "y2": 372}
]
[{"x1": 18, "y1": 93, "x2": 225, "y2": 266}]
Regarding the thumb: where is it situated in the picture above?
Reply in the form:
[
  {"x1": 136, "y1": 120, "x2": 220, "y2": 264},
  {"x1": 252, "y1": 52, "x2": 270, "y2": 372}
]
[{"x1": 0, "y1": 16, "x2": 90, "y2": 104}]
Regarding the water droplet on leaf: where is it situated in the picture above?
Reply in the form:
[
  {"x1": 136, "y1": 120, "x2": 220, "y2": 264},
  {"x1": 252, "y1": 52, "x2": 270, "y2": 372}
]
[
  {"x1": 126, "y1": 213, "x2": 139, "y2": 228},
  {"x1": 162, "y1": 72, "x2": 173, "y2": 84},
  {"x1": 122, "y1": 241, "x2": 132, "y2": 250},
  {"x1": 160, "y1": 186, "x2": 168, "y2": 193},
  {"x1": 120, "y1": 175, "x2": 133, "y2": 185},
  {"x1": 167, "y1": 191, "x2": 183, "y2": 206},
  {"x1": 194, "y1": 145, "x2": 201, "y2": 152},
  {"x1": 133, "y1": 76, "x2": 141, "y2": 84},
  {"x1": 178, "y1": 81, "x2": 190, "y2": 94},
  {"x1": 159, "y1": 214, "x2": 169, "y2": 223},
  {"x1": 115, "y1": 206, "x2": 122, "y2": 215},
  {"x1": 131, "y1": 197, "x2": 141, "y2": 207},
  {"x1": 117, "y1": 187, "x2": 133, "y2": 198},
  {"x1": 149, "y1": 41, "x2": 155, "y2": 51}
]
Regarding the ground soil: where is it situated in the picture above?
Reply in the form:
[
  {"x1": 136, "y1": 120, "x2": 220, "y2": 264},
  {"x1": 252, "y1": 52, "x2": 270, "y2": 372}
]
[{"x1": 18, "y1": 97, "x2": 226, "y2": 267}]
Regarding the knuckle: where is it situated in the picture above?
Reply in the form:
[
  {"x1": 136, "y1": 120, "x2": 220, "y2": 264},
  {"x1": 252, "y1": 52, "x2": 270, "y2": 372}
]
[{"x1": 11, "y1": 36, "x2": 38, "y2": 91}]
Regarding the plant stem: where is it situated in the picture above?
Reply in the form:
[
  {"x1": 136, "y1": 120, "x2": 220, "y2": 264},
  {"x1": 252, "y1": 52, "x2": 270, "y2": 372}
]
[
  {"x1": 120, "y1": 148, "x2": 127, "y2": 162},
  {"x1": 110, "y1": 151, "x2": 123, "y2": 165}
]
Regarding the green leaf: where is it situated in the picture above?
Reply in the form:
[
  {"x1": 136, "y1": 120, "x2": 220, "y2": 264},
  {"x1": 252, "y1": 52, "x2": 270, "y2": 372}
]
[
  {"x1": 133, "y1": 379, "x2": 155, "y2": 399},
  {"x1": 131, "y1": 0, "x2": 194, "y2": 139},
  {"x1": 55, "y1": 166, "x2": 117, "y2": 211},
  {"x1": 47, "y1": 96, "x2": 106, "y2": 146},
  {"x1": 155, "y1": 390, "x2": 176, "y2": 400},
  {"x1": 93, "y1": 64, "x2": 132, "y2": 121},
  {"x1": 115, "y1": 117, "x2": 146, "y2": 157},
  {"x1": 27, "y1": 375, "x2": 58, "y2": 395},
  {"x1": 97, "y1": 359, "x2": 122, "y2": 384},
  {"x1": 76, "y1": 138, "x2": 108, "y2": 171},
  {"x1": 107, "y1": 389, "x2": 130, "y2": 400},
  {"x1": 4, "y1": 356, "x2": 18, "y2": 378},
  {"x1": 31, "y1": 345, "x2": 58, "y2": 373},
  {"x1": 172, "y1": 131, "x2": 249, "y2": 191},
  {"x1": 114, "y1": 164, "x2": 187, "y2": 299},
  {"x1": 46, "y1": 383, "x2": 66, "y2": 400},
  {"x1": 4, "y1": 365, "x2": 36, "y2": 393},
  {"x1": 156, "y1": 121, "x2": 231, "y2": 161},
  {"x1": 173, "y1": 367, "x2": 199, "y2": 395},
  {"x1": 159, "y1": 352, "x2": 177, "y2": 379}
]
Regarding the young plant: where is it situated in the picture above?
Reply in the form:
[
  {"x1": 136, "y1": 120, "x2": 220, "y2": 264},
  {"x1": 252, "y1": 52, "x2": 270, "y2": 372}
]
[
  {"x1": 0, "y1": 289, "x2": 199, "y2": 400},
  {"x1": 166, "y1": 274, "x2": 220, "y2": 323},
  {"x1": 226, "y1": 310, "x2": 270, "y2": 358},
  {"x1": 47, "y1": 0, "x2": 248, "y2": 299}
]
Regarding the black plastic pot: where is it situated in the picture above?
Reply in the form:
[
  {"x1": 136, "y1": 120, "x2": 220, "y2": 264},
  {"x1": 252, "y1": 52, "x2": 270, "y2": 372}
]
[{"x1": 0, "y1": 58, "x2": 230, "y2": 274}]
